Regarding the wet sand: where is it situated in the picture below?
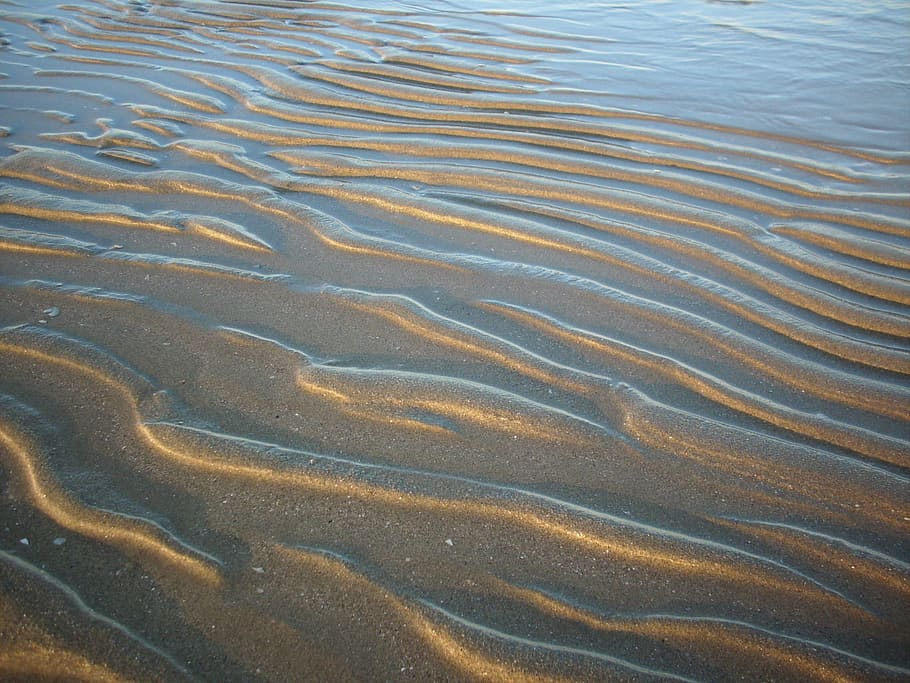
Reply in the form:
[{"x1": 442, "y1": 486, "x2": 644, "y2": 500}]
[{"x1": 0, "y1": 0, "x2": 908, "y2": 680}]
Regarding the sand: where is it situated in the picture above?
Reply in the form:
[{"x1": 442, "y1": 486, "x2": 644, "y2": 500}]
[{"x1": 0, "y1": 0, "x2": 908, "y2": 680}]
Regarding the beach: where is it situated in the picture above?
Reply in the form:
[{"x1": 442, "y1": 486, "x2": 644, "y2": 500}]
[{"x1": 0, "y1": 0, "x2": 908, "y2": 680}]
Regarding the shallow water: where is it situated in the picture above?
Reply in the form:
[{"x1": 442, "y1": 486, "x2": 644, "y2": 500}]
[{"x1": 0, "y1": 0, "x2": 908, "y2": 680}]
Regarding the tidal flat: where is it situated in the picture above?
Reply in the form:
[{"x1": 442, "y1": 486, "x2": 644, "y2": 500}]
[{"x1": 0, "y1": 0, "x2": 908, "y2": 680}]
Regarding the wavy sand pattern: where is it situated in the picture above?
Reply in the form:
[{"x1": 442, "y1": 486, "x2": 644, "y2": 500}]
[{"x1": 0, "y1": 0, "x2": 908, "y2": 680}]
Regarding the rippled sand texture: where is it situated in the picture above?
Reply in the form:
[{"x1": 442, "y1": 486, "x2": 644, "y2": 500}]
[{"x1": 0, "y1": 0, "x2": 908, "y2": 680}]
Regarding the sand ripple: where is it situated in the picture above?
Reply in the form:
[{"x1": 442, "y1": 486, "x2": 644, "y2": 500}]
[{"x1": 0, "y1": 0, "x2": 907, "y2": 680}]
